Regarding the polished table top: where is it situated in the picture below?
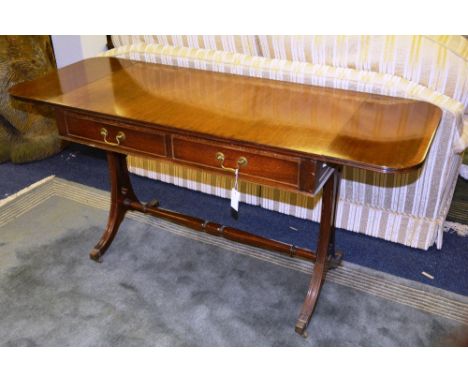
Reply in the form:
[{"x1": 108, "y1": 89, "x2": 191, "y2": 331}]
[{"x1": 9, "y1": 57, "x2": 442, "y2": 173}]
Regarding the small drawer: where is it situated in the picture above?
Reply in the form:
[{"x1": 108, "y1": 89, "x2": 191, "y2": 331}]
[
  {"x1": 61, "y1": 112, "x2": 167, "y2": 158},
  {"x1": 172, "y1": 135, "x2": 301, "y2": 188}
]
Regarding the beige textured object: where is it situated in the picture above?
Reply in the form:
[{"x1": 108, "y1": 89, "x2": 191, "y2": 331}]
[
  {"x1": 102, "y1": 36, "x2": 467, "y2": 250},
  {"x1": 0, "y1": 36, "x2": 63, "y2": 163}
]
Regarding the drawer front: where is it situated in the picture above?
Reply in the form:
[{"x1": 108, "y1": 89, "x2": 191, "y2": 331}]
[
  {"x1": 172, "y1": 135, "x2": 300, "y2": 188},
  {"x1": 62, "y1": 112, "x2": 167, "y2": 158},
  {"x1": 56, "y1": 111, "x2": 326, "y2": 193}
]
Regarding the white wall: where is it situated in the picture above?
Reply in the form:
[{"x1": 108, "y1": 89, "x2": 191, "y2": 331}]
[{"x1": 51, "y1": 35, "x2": 107, "y2": 68}]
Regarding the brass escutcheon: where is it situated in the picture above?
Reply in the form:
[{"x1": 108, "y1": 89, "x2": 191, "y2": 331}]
[
  {"x1": 215, "y1": 152, "x2": 248, "y2": 173},
  {"x1": 100, "y1": 127, "x2": 126, "y2": 146}
]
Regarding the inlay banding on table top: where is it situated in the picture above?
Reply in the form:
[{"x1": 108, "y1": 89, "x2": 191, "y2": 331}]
[{"x1": 9, "y1": 57, "x2": 442, "y2": 173}]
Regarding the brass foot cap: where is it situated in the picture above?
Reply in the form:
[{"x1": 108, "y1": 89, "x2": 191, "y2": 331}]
[
  {"x1": 328, "y1": 251, "x2": 343, "y2": 269},
  {"x1": 89, "y1": 248, "x2": 103, "y2": 263},
  {"x1": 146, "y1": 199, "x2": 160, "y2": 208},
  {"x1": 295, "y1": 320, "x2": 308, "y2": 337}
]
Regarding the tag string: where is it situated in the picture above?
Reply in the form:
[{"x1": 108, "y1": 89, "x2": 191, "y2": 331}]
[{"x1": 234, "y1": 168, "x2": 239, "y2": 190}]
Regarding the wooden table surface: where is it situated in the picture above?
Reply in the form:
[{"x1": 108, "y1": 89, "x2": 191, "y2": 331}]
[{"x1": 9, "y1": 57, "x2": 442, "y2": 173}]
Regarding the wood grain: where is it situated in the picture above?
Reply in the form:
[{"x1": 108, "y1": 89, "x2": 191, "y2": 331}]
[{"x1": 9, "y1": 57, "x2": 442, "y2": 173}]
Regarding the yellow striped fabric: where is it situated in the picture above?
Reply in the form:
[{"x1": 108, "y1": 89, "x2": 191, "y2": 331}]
[
  {"x1": 100, "y1": 38, "x2": 467, "y2": 250},
  {"x1": 257, "y1": 36, "x2": 468, "y2": 108},
  {"x1": 111, "y1": 35, "x2": 261, "y2": 56}
]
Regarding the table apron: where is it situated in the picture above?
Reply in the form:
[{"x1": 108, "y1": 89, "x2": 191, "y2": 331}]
[{"x1": 56, "y1": 109, "x2": 333, "y2": 195}]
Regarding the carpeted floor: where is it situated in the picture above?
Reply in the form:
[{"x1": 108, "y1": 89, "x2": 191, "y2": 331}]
[
  {"x1": 0, "y1": 143, "x2": 467, "y2": 295},
  {"x1": 0, "y1": 177, "x2": 466, "y2": 346},
  {"x1": 448, "y1": 175, "x2": 468, "y2": 225}
]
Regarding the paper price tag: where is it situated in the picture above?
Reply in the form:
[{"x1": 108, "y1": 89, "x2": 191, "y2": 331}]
[
  {"x1": 231, "y1": 168, "x2": 240, "y2": 219},
  {"x1": 231, "y1": 188, "x2": 240, "y2": 211}
]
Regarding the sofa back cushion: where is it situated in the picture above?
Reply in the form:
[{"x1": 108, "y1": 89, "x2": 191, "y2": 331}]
[
  {"x1": 257, "y1": 35, "x2": 467, "y2": 107},
  {"x1": 111, "y1": 35, "x2": 261, "y2": 57}
]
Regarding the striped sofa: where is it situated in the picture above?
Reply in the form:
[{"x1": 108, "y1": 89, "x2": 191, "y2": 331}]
[{"x1": 101, "y1": 35, "x2": 468, "y2": 250}]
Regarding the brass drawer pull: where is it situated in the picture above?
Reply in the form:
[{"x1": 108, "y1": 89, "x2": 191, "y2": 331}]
[
  {"x1": 215, "y1": 152, "x2": 248, "y2": 173},
  {"x1": 100, "y1": 127, "x2": 126, "y2": 146}
]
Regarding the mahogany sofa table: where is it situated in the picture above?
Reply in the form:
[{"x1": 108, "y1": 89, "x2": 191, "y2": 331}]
[{"x1": 10, "y1": 57, "x2": 442, "y2": 336}]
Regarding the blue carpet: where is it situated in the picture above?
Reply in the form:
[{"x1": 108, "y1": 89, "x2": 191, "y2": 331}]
[{"x1": 1, "y1": 143, "x2": 467, "y2": 296}]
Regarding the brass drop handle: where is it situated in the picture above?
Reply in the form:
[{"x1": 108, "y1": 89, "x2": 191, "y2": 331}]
[
  {"x1": 100, "y1": 127, "x2": 126, "y2": 146},
  {"x1": 215, "y1": 152, "x2": 248, "y2": 173}
]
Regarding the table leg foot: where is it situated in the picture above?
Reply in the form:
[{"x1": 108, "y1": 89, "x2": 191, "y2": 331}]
[
  {"x1": 90, "y1": 151, "x2": 139, "y2": 262},
  {"x1": 328, "y1": 251, "x2": 343, "y2": 270},
  {"x1": 295, "y1": 168, "x2": 339, "y2": 336},
  {"x1": 90, "y1": 199, "x2": 127, "y2": 262},
  {"x1": 295, "y1": 253, "x2": 328, "y2": 336},
  {"x1": 89, "y1": 248, "x2": 103, "y2": 263},
  {"x1": 295, "y1": 319, "x2": 308, "y2": 336},
  {"x1": 144, "y1": 199, "x2": 160, "y2": 211}
]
